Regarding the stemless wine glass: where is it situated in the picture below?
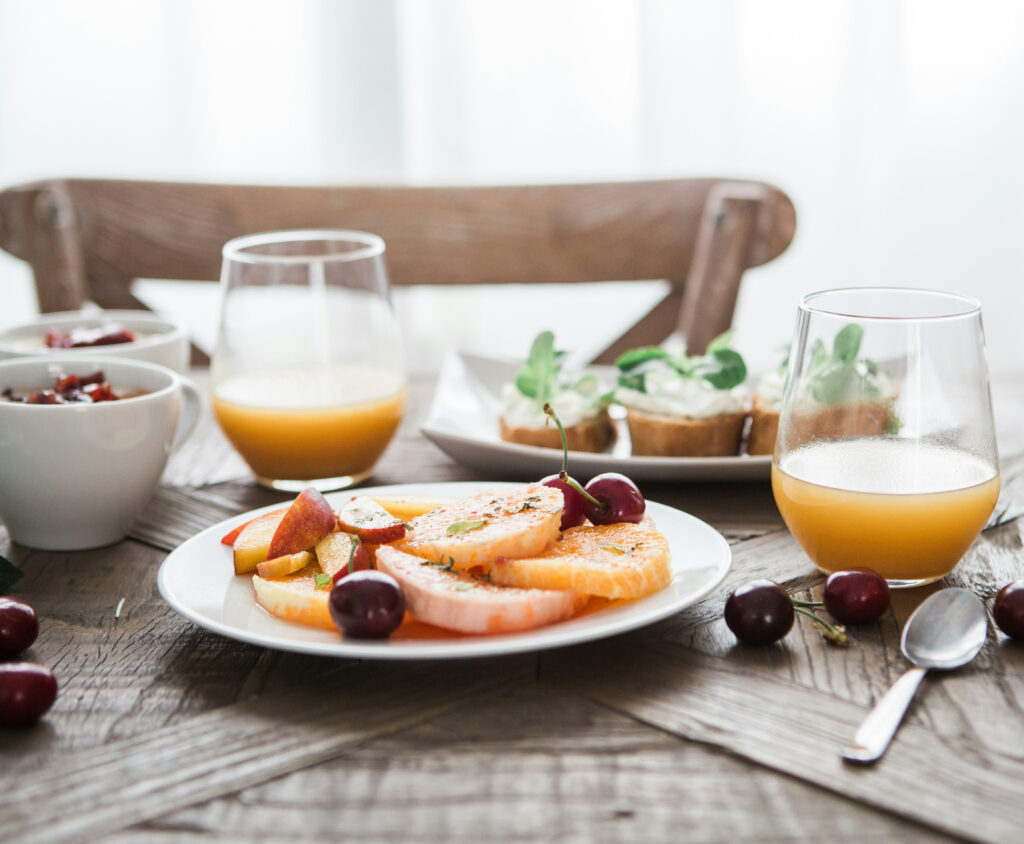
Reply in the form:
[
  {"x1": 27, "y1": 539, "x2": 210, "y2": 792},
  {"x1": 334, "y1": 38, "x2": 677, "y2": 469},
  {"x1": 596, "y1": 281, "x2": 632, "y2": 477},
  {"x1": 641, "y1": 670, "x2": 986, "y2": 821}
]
[
  {"x1": 211, "y1": 230, "x2": 405, "y2": 492},
  {"x1": 772, "y1": 288, "x2": 1000, "y2": 588}
]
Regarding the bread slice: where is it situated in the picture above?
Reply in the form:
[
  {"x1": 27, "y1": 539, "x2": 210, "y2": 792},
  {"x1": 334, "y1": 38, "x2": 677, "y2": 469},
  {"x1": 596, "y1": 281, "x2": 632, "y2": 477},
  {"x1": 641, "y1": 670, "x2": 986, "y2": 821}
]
[
  {"x1": 747, "y1": 394, "x2": 779, "y2": 456},
  {"x1": 625, "y1": 407, "x2": 746, "y2": 457},
  {"x1": 499, "y1": 409, "x2": 614, "y2": 453}
]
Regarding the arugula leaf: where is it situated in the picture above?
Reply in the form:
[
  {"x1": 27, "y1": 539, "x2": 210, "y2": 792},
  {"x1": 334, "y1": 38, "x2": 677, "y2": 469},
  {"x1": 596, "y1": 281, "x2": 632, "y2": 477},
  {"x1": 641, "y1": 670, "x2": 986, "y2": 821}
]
[
  {"x1": 695, "y1": 348, "x2": 747, "y2": 390},
  {"x1": 314, "y1": 573, "x2": 332, "y2": 590},
  {"x1": 446, "y1": 519, "x2": 488, "y2": 536},
  {"x1": 832, "y1": 324, "x2": 863, "y2": 364},
  {"x1": 615, "y1": 346, "x2": 671, "y2": 371},
  {"x1": 515, "y1": 330, "x2": 567, "y2": 406},
  {"x1": 705, "y1": 330, "x2": 734, "y2": 354},
  {"x1": 0, "y1": 554, "x2": 23, "y2": 594}
]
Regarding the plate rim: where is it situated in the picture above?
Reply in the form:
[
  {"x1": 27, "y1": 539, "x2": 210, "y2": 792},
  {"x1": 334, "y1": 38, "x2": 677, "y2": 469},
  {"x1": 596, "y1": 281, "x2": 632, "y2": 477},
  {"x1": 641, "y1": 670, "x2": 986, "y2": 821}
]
[{"x1": 157, "y1": 480, "x2": 732, "y2": 660}]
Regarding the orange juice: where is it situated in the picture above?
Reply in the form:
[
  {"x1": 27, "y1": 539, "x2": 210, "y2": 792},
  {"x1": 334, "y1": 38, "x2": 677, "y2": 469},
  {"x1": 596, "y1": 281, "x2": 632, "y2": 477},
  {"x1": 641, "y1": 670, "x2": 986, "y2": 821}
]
[
  {"x1": 772, "y1": 438, "x2": 999, "y2": 585},
  {"x1": 213, "y1": 365, "x2": 404, "y2": 483}
]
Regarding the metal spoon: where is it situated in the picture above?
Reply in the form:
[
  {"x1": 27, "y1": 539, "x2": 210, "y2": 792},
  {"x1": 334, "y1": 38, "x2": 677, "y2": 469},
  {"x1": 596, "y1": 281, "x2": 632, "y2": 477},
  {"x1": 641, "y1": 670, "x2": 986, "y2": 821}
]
[{"x1": 842, "y1": 587, "x2": 987, "y2": 763}]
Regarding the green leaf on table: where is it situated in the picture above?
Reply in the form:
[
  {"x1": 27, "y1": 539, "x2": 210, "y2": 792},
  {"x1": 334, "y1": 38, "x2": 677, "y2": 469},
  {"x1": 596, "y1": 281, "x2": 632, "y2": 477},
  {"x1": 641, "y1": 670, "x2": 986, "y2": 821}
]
[
  {"x1": 446, "y1": 519, "x2": 488, "y2": 536},
  {"x1": 0, "y1": 554, "x2": 24, "y2": 594}
]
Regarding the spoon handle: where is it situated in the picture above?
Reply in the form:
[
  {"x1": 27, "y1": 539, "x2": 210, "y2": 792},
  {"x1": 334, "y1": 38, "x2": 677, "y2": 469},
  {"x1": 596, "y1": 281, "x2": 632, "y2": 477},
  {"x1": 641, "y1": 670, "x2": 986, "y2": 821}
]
[{"x1": 842, "y1": 666, "x2": 928, "y2": 763}]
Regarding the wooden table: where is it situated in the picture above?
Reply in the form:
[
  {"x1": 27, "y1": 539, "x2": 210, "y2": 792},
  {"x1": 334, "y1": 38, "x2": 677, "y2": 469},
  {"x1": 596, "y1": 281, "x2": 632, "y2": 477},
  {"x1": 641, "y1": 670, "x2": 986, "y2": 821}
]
[{"x1": 2, "y1": 372, "x2": 1023, "y2": 843}]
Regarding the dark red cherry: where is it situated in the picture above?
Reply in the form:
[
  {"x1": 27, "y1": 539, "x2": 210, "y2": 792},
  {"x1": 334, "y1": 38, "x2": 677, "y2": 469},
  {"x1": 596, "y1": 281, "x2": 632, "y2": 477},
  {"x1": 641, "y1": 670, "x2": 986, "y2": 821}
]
[
  {"x1": 541, "y1": 474, "x2": 587, "y2": 530},
  {"x1": 993, "y1": 581, "x2": 1024, "y2": 641},
  {"x1": 724, "y1": 579, "x2": 795, "y2": 645},
  {"x1": 582, "y1": 472, "x2": 645, "y2": 525},
  {"x1": 0, "y1": 663, "x2": 57, "y2": 727},
  {"x1": 329, "y1": 571, "x2": 405, "y2": 638},
  {"x1": 823, "y1": 568, "x2": 890, "y2": 624},
  {"x1": 0, "y1": 597, "x2": 39, "y2": 658}
]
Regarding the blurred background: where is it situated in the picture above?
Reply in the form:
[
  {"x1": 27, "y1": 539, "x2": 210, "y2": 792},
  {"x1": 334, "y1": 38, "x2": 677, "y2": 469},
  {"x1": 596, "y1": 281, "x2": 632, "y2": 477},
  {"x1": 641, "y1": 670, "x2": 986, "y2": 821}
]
[{"x1": 2, "y1": 0, "x2": 1023, "y2": 374}]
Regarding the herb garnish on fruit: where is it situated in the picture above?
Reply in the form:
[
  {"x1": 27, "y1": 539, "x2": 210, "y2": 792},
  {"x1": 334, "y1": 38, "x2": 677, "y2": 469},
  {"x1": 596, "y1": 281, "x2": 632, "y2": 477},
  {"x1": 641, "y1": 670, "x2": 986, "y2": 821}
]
[{"x1": 615, "y1": 331, "x2": 747, "y2": 392}]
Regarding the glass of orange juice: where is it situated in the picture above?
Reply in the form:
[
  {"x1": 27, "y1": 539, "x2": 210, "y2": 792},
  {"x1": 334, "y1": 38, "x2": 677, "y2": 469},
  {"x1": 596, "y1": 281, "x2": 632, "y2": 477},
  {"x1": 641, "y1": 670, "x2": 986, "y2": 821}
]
[
  {"x1": 772, "y1": 288, "x2": 999, "y2": 588},
  {"x1": 211, "y1": 230, "x2": 405, "y2": 492}
]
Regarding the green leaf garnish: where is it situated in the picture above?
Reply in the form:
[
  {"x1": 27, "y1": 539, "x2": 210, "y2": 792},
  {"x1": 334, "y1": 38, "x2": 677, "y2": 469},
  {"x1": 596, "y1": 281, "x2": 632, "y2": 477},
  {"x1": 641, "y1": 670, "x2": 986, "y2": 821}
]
[
  {"x1": 446, "y1": 519, "x2": 488, "y2": 536},
  {"x1": 515, "y1": 330, "x2": 563, "y2": 404},
  {"x1": 615, "y1": 346, "x2": 671, "y2": 371},
  {"x1": 0, "y1": 554, "x2": 23, "y2": 594},
  {"x1": 832, "y1": 324, "x2": 863, "y2": 363},
  {"x1": 805, "y1": 324, "x2": 883, "y2": 406},
  {"x1": 422, "y1": 556, "x2": 456, "y2": 571},
  {"x1": 314, "y1": 573, "x2": 332, "y2": 590},
  {"x1": 599, "y1": 543, "x2": 627, "y2": 554},
  {"x1": 694, "y1": 348, "x2": 747, "y2": 390},
  {"x1": 705, "y1": 330, "x2": 734, "y2": 354},
  {"x1": 453, "y1": 583, "x2": 476, "y2": 592}
]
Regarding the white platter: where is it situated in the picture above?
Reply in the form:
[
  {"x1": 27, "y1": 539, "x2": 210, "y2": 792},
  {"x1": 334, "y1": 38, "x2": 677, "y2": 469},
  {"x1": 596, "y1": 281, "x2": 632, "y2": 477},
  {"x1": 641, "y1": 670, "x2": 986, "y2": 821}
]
[
  {"x1": 157, "y1": 481, "x2": 731, "y2": 660},
  {"x1": 421, "y1": 352, "x2": 771, "y2": 481}
]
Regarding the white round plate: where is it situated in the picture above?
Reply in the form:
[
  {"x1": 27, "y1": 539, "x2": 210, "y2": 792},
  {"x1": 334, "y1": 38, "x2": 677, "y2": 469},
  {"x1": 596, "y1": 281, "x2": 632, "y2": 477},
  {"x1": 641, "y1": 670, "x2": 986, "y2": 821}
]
[{"x1": 158, "y1": 481, "x2": 731, "y2": 660}]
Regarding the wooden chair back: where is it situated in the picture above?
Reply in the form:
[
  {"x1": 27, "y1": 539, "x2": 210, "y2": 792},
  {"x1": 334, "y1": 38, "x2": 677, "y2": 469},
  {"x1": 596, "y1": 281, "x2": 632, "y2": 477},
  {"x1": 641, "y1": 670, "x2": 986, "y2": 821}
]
[{"x1": 0, "y1": 177, "x2": 795, "y2": 361}]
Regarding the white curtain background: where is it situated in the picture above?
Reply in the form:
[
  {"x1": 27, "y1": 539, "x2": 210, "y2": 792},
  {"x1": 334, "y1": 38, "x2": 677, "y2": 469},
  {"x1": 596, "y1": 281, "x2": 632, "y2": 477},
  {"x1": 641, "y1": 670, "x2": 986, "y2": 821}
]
[{"x1": 1, "y1": 0, "x2": 1023, "y2": 374}]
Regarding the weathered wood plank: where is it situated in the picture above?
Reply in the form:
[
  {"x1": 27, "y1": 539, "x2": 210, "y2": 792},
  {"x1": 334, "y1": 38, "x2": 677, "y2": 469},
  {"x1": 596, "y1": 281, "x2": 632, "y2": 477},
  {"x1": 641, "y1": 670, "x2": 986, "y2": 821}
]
[
  {"x1": 115, "y1": 688, "x2": 951, "y2": 844},
  {"x1": 0, "y1": 659, "x2": 530, "y2": 844},
  {"x1": 545, "y1": 641, "x2": 1024, "y2": 843}
]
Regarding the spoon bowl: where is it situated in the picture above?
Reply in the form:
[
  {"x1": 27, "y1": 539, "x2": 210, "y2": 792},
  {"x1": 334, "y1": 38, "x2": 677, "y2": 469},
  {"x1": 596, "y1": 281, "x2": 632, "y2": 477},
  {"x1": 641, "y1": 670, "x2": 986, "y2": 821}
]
[
  {"x1": 843, "y1": 587, "x2": 988, "y2": 762},
  {"x1": 902, "y1": 588, "x2": 988, "y2": 670}
]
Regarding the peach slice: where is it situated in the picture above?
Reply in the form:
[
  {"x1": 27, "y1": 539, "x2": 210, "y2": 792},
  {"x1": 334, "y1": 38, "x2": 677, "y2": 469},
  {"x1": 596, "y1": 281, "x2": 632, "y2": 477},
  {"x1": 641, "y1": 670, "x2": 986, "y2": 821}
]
[
  {"x1": 369, "y1": 495, "x2": 454, "y2": 521},
  {"x1": 255, "y1": 550, "x2": 313, "y2": 579},
  {"x1": 336, "y1": 496, "x2": 406, "y2": 544},
  {"x1": 233, "y1": 510, "x2": 287, "y2": 574},
  {"x1": 267, "y1": 487, "x2": 338, "y2": 560},
  {"x1": 314, "y1": 532, "x2": 370, "y2": 580}
]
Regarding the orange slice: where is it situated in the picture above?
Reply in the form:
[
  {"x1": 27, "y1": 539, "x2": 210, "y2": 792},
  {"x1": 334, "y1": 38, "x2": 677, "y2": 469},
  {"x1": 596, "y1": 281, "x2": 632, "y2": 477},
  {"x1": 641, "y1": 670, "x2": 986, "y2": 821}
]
[
  {"x1": 251, "y1": 566, "x2": 334, "y2": 630},
  {"x1": 369, "y1": 494, "x2": 455, "y2": 521},
  {"x1": 488, "y1": 520, "x2": 671, "y2": 599}
]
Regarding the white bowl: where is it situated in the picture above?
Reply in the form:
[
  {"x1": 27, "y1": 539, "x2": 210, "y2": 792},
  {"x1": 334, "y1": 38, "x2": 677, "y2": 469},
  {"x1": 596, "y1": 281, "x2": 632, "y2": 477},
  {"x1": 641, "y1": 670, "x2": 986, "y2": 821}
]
[
  {"x1": 0, "y1": 310, "x2": 190, "y2": 374},
  {"x1": 0, "y1": 356, "x2": 200, "y2": 550}
]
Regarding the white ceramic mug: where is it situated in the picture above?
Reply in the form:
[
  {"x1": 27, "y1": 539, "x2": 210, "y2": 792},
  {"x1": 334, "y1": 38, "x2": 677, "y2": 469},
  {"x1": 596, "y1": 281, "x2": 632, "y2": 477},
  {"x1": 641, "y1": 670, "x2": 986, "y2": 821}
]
[{"x1": 0, "y1": 357, "x2": 200, "y2": 550}]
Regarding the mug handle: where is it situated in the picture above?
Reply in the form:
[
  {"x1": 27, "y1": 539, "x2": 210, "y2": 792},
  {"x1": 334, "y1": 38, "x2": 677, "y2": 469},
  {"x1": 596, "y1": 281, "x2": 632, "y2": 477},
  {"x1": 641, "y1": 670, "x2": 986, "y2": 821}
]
[{"x1": 171, "y1": 376, "x2": 202, "y2": 454}]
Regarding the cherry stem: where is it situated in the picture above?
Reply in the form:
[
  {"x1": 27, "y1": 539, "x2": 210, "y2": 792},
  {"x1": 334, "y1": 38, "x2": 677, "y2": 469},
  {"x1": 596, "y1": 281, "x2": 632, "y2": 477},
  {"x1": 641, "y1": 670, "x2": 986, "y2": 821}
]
[
  {"x1": 543, "y1": 402, "x2": 608, "y2": 512},
  {"x1": 543, "y1": 402, "x2": 570, "y2": 475},
  {"x1": 793, "y1": 605, "x2": 849, "y2": 646},
  {"x1": 558, "y1": 470, "x2": 606, "y2": 510},
  {"x1": 347, "y1": 537, "x2": 358, "y2": 576},
  {"x1": 790, "y1": 598, "x2": 824, "y2": 608}
]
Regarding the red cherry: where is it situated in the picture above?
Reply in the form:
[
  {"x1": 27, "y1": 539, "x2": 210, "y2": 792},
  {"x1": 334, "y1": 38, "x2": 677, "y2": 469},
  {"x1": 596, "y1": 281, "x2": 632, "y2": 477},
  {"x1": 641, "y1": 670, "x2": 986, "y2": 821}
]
[
  {"x1": 823, "y1": 568, "x2": 890, "y2": 624},
  {"x1": 540, "y1": 474, "x2": 586, "y2": 530},
  {"x1": 582, "y1": 473, "x2": 645, "y2": 525},
  {"x1": 993, "y1": 581, "x2": 1024, "y2": 640},
  {"x1": 0, "y1": 597, "x2": 39, "y2": 658},
  {"x1": 724, "y1": 580, "x2": 794, "y2": 645},
  {"x1": 0, "y1": 663, "x2": 58, "y2": 727}
]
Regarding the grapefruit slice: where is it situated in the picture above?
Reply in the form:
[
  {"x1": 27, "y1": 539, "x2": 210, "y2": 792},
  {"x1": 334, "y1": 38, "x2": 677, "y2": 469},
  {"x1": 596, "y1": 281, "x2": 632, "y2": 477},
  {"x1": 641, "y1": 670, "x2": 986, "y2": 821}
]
[{"x1": 375, "y1": 546, "x2": 586, "y2": 634}]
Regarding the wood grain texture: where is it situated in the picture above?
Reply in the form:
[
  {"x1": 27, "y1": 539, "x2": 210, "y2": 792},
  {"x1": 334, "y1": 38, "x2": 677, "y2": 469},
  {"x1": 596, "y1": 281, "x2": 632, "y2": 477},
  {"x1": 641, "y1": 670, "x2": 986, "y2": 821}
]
[
  {"x1": 0, "y1": 659, "x2": 530, "y2": 844},
  {"x1": 544, "y1": 642, "x2": 1024, "y2": 844},
  {"x1": 115, "y1": 688, "x2": 951, "y2": 844},
  {"x1": 3, "y1": 373, "x2": 1024, "y2": 843},
  {"x1": 0, "y1": 176, "x2": 796, "y2": 357}
]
